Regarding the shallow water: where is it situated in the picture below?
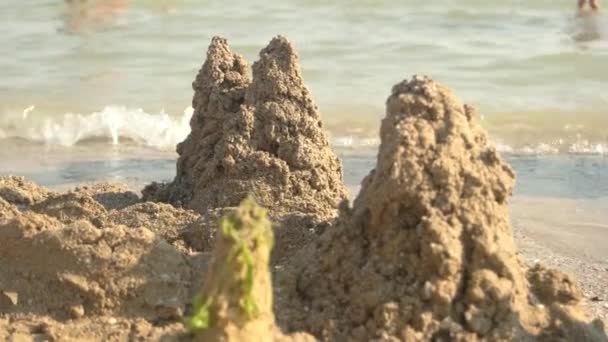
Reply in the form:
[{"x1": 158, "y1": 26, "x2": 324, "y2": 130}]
[
  {"x1": 1, "y1": 141, "x2": 607, "y2": 201},
  {"x1": 1, "y1": 0, "x2": 607, "y2": 153},
  {"x1": 0, "y1": 0, "x2": 607, "y2": 201}
]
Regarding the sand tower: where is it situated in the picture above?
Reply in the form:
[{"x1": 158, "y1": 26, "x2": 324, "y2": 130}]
[
  {"x1": 282, "y1": 76, "x2": 606, "y2": 341},
  {"x1": 144, "y1": 37, "x2": 347, "y2": 218}
]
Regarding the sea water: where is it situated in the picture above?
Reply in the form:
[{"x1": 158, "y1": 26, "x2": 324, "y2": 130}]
[{"x1": 0, "y1": 0, "x2": 607, "y2": 200}]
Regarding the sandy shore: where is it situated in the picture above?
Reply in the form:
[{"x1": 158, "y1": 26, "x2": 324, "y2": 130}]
[{"x1": 512, "y1": 196, "x2": 608, "y2": 324}]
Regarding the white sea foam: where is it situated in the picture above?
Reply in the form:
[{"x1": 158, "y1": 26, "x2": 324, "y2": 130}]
[
  {"x1": 3, "y1": 106, "x2": 193, "y2": 149},
  {"x1": 1, "y1": 105, "x2": 606, "y2": 156},
  {"x1": 331, "y1": 135, "x2": 380, "y2": 149},
  {"x1": 495, "y1": 141, "x2": 608, "y2": 156},
  {"x1": 332, "y1": 135, "x2": 607, "y2": 156}
]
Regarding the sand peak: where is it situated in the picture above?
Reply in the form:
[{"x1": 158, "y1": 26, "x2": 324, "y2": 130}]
[
  {"x1": 282, "y1": 75, "x2": 605, "y2": 341},
  {"x1": 145, "y1": 36, "x2": 347, "y2": 218}
]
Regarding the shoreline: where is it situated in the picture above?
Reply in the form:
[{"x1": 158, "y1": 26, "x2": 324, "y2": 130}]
[
  {"x1": 511, "y1": 196, "x2": 608, "y2": 325},
  {"x1": 1, "y1": 141, "x2": 607, "y2": 197}
]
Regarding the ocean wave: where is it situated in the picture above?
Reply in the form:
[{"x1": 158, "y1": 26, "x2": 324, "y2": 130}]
[
  {"x1": 333, "y1": 135, "x2": 607, "y2": 156},
  {"x1": 492, "y1": 140, "x2": 606, "y2": 155},
  {"x1": 0, "y1": 106, "x2": 193, "y2": 149},
  {"x1": 1, "y1": 105, "x2": 606, "y2": 156}
]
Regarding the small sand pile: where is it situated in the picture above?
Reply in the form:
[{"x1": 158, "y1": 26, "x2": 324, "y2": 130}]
[
  {"x1": 144, "y1": 36, "x2": 347, "y2": 218},
  {"x1": 0, "y1": 176, "x2": 52, "y2": 206},
  {"x1": 281, "y1": 76, "x2": 606, "y2": 341},
  {"x1": 73, "y1": 183, "x2": 140, "y2": 210},
  {"x1": 105, "y1": 202, "x2": 202, "y2": 250},
  {"x1": 0, "y1": 177, "x2": 208, "y2": 340},
  {"x1": 30, "y1": 192, "x2": 108, "y2": 225},
  {"x1": 3, "y1": 179, "x2": 205, "y2": 251},
  {"x1": 188, "y1": 197, "x2": 313, "y2": 342},
  {"x1": 0, "y1": 208, "x2": 191, "y2": 322}
]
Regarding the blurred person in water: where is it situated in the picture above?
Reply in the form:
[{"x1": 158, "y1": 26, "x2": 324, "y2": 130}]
[
  {"x1": 63, "y1": 0, "x2": 129, "y2": 32},
  {"x1": 578, "y1": 0, "x2": 600, "y2": 11},
  {"x1": 571, "y1": 0, "x2": 603, "y2": 43}
]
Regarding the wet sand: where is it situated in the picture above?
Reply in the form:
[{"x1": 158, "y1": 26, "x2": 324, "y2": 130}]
[{"x1": 512, "y1": 196, "x2": 608, "y2": 323}]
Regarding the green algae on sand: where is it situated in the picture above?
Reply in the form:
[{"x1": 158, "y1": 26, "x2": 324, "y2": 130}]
[
  {"x1": 187, "y1": 197, "x2": 273, "y2": 332},
  {"x1": 187, "y1": 197, "x2": 314, "y2": 342}
]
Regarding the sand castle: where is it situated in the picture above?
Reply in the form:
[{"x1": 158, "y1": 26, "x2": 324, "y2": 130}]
[
  {"x1": 280, "y1": 76, "x2": 606, "y2": 341},
  {"x1": 0, "y1": 36, "x2": 606, "y2": 341},
  {"x1": 144, "y1": 36, "x2": 347, "y2": 219},
  {"x1": 143, "y1": 36, "x2": 348, "y2": 264}
]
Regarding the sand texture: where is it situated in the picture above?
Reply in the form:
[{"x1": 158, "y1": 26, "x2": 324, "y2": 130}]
[
  {"x1": 143, "y1": 36, "x2": 347, "y2": 219},
  {"x1": 0, "y1": 176, "x2": 53, "y2": 206},
  {"x1": 279, "y1": 76, "x2": 606, "y2": 341},
  {"x1": 0, "y1": 37, "x2": 606, "y2": 341},
  {"x1": 0, "y1": 181, "x2": 194, "y2": 340}
]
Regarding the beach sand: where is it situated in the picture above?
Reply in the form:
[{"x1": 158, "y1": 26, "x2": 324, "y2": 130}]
[{"x1": 512, "y1": 196, "x2": 608, "y2": 324}]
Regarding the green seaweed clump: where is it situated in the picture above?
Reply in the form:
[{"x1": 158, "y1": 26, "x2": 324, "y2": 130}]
[{"x1": 186, "y1": 196, "x2": 274, "y2": 333}]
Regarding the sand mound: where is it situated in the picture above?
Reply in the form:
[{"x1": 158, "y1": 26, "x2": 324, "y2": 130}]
[
  {"x1": 0, "y1": 179, "x2": 208, "y2": 340},
  {"x1": 105, "y1": 201, "x2": 201, "y2": 250},
  {"x1": 0, "y1": 197, "x2": 19, "y2": 221},
  {"x1": 23, "y1": 184, "x2": 204, "y2": 252},
  {"x1": 281, "y1": 76, "x2": 606, "y2": 341},
  {"x1": 73, "y1": 183, "x2": 140, "y2": 210},
  {"x1": 144, "y1": 36, "x2": 347, "y2": 218},
  {"x1": 30, "y1": 192, "x2": 108, "y2": 226},
  {"x1": 27, "y1": 183, "x2": 140, "y2": 226},
  {"x1": 0, "y1": 176, "x2": 53, "y2": 206},
  {"x1": 181, "y1": 207, "x2": 330, "y2": 265},
  {"x1": 0, "y1": 210, "x2": 191, "y2": 322},
  {"x1": 188, "y1": 197, "x2": 314, "y2": 342}
]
